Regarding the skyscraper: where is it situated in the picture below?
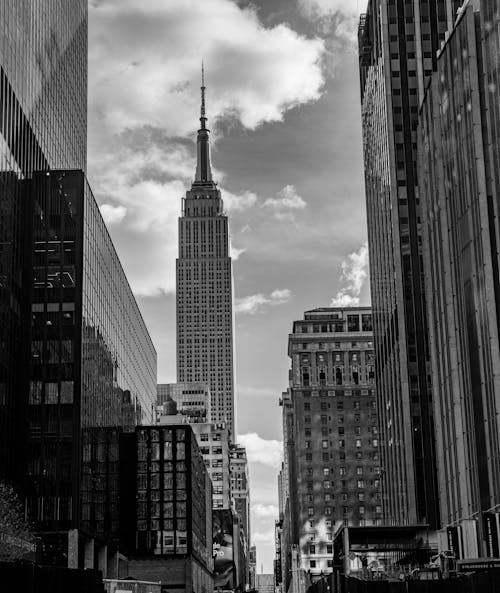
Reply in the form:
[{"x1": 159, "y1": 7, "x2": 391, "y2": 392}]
[
  {"x1": 418, "y1": 2, "x2": 500, "y2": 557},
  {"x1": 0, "y1": 0, "x2": 88, "y2": 490},
  {"x1": 281, "y1": 307, "x2": 381, "y2": 578},
  {"x1": 358, "y1": 0, "x2": 460, "y2": 528},
  {"x1": 176, "y1": 71, "x2": 235, "y2": 437}
]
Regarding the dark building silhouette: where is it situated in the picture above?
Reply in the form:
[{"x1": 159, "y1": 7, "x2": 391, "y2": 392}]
[
  {"x1": 418, "y1": 1, "x2": 500, "y2": 557},
  {"x1": 358, "y1": 0, "x2": 462, "y2": 528}
]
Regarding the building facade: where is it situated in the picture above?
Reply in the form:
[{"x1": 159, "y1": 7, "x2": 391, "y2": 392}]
[
  {"x1": 120, "y1": 425, "x2": 214, "y2": 593},
  {"x1": 157, "y1": 382, "x2": 211, "y2": 423},
  {"x1": 24, "y1": 170, "x2": 157, "y2": 562},
  {"x1": 176, "y1": 75, "x2": 235, "y2": 437},
  {"x1": 230, "y1": 444, "x2": 251, "y2": 551},
  {"x1": 283, "y1": 307, "x2": 381, "y2": 577},
  {"x1": 358, "y1": 0, "x2": 462, "y2": 528},
  {"x1": 0, "y1": 0, "x2": 88, "y2": 491},
  {"x1": 418, "y1": 1, "x2": 500, "y2": 557}
]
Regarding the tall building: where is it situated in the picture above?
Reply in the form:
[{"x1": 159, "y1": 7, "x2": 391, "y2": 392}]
[
  {"x1": 230, "y1": 444, "x2": 251, "y2": 551},
  {"x1": 358, "y1": 0, "x2": 461, "y2": 528},
  {"x1": 282, "y1": 307, "x2": 381, "y2": 578},
  {"x1": 418, "y1": 1, "x2": 500, "y2": 558},
  {"x1": 176, "y1": 72, "x2": 235, "y2": 437},
  {"x1": 0, "y1": 0, "x2": 88, "y2": 491},
  {"x1": 24, "y1": 170, "x2": 157, "y2": 563}
]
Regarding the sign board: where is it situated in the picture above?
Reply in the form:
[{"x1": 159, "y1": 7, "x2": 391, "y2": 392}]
[{"x1": 457, "y1": 559, "x2": 500, "y2": 572}]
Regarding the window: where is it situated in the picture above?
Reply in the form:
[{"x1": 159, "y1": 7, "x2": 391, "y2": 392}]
[
  {"x1": 309, "y1": 545, "x2": 316, "y2": 554},
  {"x1": 200, "y1": 434, "x2": 208, "y2": 441},
  {"x1": 323, "y1": 468, "x2": 330, "y2": 476},
  {"x1": 356, "y1": 439, "x2": 362, "y2": 448},
  {"x1": 304, "y1": 402, "x2": 311, "y2": 411},
  {"x1": 325, "y1": 507, "x2": 332, "y2": 516},
  {"x1": 338, "y1": 439, "x2": 345, "y2": 448},
  {"x1": 324, "y1": 493, "x2": 332, "y2": 502},
  {"x1": 310, "y1": 560, "x2": 316, "y2": 568},
  {"x1": 323, "y1": 480, "x2": 331, "y2": 489},
  {"x1": 357, "y1": 467, "x2": 363, "y2": 475},
  {"x1": 339, "y1": 466, "x2": 346, "y2": 476},
  {"x1": 322, "y1": 440, "x2": 329, "y2": 449},
  {"x1": 338, "y1": 427, "x2": 344, "y2": 436},
  {"x1": 357, "y1": 480, "x2": 365, "y2": 489},
  {"x1": 373, "y1": 439, "x2": 378, "y2": 447},
  {"x1": 308, "y1": 507, "x2": 314, "y2": 517}
]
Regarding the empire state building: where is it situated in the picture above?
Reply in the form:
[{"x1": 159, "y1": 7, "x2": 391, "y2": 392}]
[{"x1": 176, "y1": 72, "x2": 235, "y2": 437}]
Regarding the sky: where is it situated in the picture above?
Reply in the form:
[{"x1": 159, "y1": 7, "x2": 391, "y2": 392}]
[{"x1": 87, "y1": 0, "x2": 370, "y2": 573}]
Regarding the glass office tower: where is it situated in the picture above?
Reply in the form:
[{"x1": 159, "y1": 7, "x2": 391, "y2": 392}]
[
  {"x1": 0, "y1": 1, "x2": 87, "y2": 489},
  {"x1": 24, "y1": 170, "x2": 156, "y2": 562},
  {"x1": 418, "y1": 2, "x2": 500, "y2": 557},
  {"x1": 358, "y1": 0, "x2": 460, "y2": 528}
]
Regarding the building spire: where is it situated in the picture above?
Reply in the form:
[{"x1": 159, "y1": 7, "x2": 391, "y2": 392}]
[
  {"x1": 200, "y1": 60, "x2": 206, "y2": 128},
  {"x1": 194, "y1": 61, "x2": 214, "y2": 185}
]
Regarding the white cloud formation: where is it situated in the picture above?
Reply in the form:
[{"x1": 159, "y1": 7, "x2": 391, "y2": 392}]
[
  {"x1": 235, "y1": 288, "x2": 292, "y2": 315},
  {"x1": 263, "y1": 185, "x2": 306, "y2": 211},
  {"x1": 253, "y1": 503, "x2": 279, "y2": 518},
  {"x1": 237, "y1": 433, "x2": 283, "y2": 468},
  {"x1": 224, "y1": 190, "x2": 259, "y2": 211},
  {"x1": 99, "y1": 203, "x2": 127, "y2": 225},
  {"x1": 331, "y1": 242, "x2": 369, "y2": 307},
  {"x1": 90, "y1": 0, "x2": 324, "y2": 136},
  {"x1": 298, "y1": 0, "x2": 359, "y2": 20},
  {"x1": 252, "y1": 529, "x2": 276, "y2": 545},
  {"x1": 88, "y1": 0, "x2": 325, "y2": 297}
]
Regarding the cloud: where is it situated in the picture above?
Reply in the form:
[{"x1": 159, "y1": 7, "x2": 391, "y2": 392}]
[
  {"x1": 224, "y1": 190, "x2": 259, "y2": 211},
  {"x1": 252, "y1": 529, "x2": 276, "y2": 545},
  {"x1": 331, "y1": 242, "x2": 369, "y2": 306},
  {"x1": 237, "y1": 433, "x2": 283, "y2": 468},
  {"x1": 253, "y1": 503, "x2": 279, "y2": 518},
  {"x1": 88, "y1": 0, "x2": 325, "y2": 297},
  {"x1": 263, "y1": 185, "x2": 306, "y2": 210},
  {"x1": 89, "y1": 0, "x2": 325, "y2": 136},
  {"x1": 235, "y1": 288, "x2": 292, "y2": 315},
  {"x1": 230, "y1": 245, "x2": 246, "y2": 260},
  {"x1": 99, "y1": 203, "x2": 127, "y2": 225}
]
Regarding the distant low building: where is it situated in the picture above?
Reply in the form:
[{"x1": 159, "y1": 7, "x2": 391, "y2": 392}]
[{"x1": 120, "y1": 425, "x2": 213, "y2": 593}]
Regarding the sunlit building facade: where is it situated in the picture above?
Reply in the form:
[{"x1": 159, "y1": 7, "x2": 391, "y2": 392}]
[
  {"x1": 284, "y1": 307, "x2": 381, "y2": 577},
  {"x1": 176, "y1": 76, "x2": 235, "y2": 437},
  {"x1": 418, "y1": 2, "x2": 500, "y2": 558},
  {"x1": 358, "y1": 0, "x2": 461, "y2": 528}
]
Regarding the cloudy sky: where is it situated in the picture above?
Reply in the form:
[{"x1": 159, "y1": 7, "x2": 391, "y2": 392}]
[{"x1": 88, "y1": 0, "x2": 370, "y2": 572}]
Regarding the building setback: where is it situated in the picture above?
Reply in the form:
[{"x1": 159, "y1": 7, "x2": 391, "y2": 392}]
[
  {"x1": 358, "y1": 0, "x2": 462, "y2": 528},
  {"x1": 418, "y1": 1, "x2": 500, "y2": 557},
  {"x1": 282, "y1": 307, "x2": 381, "y2": 578},
  {"x1": 176, "y1": 73, "x2": 235, "y2": 437}
]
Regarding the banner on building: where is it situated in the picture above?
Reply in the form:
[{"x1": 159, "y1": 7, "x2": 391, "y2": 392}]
[{"x1": 213, "y1": 509, "x2": 234, "y2": 590}]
